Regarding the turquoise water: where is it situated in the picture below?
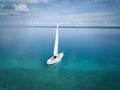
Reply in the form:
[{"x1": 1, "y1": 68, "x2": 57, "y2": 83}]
[{"x1": 0, "y1": 27, "x2": 120, "y2": 90}]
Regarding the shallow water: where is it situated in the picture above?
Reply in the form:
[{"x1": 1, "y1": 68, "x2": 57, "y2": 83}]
[{"x1": 0, "y1": 27, "x2": 120, "y2": 90}]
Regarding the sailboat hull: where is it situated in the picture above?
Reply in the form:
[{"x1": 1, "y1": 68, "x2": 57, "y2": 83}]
[{"x1": 47, "y1": 53, "x2": 64, "y2": 65}]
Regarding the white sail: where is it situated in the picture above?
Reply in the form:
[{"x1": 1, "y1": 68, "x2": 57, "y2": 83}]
[
  {"x1": 53, "y1": 25, "x2": 59, "y2": 56},
  {"x1": 47, "y1": 24, "x2": 64, "y2": 65}
]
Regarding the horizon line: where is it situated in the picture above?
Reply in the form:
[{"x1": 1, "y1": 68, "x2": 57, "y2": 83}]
[{"x1": 0, "y1": 25, "x2": 120, "y2": 28}]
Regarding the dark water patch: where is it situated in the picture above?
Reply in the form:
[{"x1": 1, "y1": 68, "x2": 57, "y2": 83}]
[{"x1": 0, "y1": 68, "x2": 120, "y2": 90}]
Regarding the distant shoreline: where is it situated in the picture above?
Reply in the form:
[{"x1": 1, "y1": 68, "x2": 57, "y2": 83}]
[{"x1": 0, "y1": 25, "x2": 120, "y2": 28}]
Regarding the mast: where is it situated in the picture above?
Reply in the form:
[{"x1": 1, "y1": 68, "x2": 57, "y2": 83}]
[{"x1": 53, "y1": 25, "x2": 59, "y2": 56}]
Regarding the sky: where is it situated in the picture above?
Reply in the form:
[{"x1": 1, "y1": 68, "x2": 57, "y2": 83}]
[{"x1": 0, "y1": 0, "x2": 120, "y2": 26}]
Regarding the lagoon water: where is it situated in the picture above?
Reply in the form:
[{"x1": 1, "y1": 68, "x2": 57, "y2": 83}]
[{"x1": 0, "y1": 27, "x2": 120, "y2": 90}]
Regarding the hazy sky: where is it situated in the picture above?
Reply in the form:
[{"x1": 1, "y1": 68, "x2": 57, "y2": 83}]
[{"x1": 0, "y1": 0, "x2": 120, "y2": 26}]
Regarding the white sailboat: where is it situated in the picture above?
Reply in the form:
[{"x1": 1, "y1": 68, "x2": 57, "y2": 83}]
[{"x1": 47, "y1": 25, "x2": 64, "y2": 65}]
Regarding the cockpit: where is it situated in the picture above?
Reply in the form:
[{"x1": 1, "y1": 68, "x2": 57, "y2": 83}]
[{"x1": 53, "y1": 56, "x2": 57, "y2": 59}]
